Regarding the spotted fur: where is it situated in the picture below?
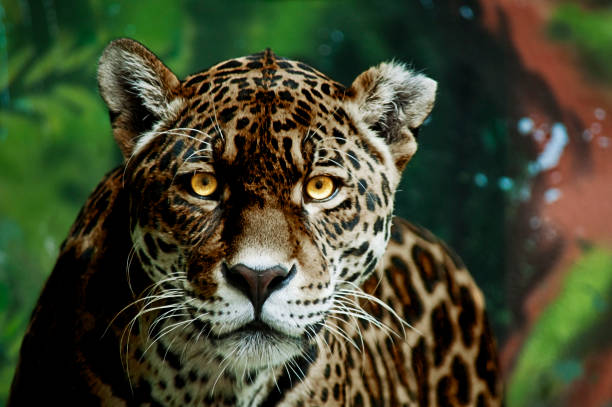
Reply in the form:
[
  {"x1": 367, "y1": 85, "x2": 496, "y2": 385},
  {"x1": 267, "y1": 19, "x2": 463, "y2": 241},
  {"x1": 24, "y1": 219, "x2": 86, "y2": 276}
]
[{"x1": 9, "y1": 39, "x2": 501, "y2": 406}]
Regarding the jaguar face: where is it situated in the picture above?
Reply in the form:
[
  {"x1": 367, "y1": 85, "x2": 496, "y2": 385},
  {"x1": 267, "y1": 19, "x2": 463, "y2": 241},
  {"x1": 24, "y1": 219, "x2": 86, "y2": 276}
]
[{"x1": 98, "y1": 39, "x2": 436, "y2": 372}]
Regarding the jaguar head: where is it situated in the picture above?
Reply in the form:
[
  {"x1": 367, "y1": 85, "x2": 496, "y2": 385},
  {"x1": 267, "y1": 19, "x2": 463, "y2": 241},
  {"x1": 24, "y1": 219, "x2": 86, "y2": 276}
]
[{"x1": 98, "y1": 38, "x2": 436, "y2": 373}]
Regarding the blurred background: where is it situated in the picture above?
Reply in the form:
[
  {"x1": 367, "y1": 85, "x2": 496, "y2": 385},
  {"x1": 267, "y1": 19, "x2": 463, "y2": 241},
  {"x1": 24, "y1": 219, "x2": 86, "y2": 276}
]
[{"x1": 0, "y1": 0, "x2": 611, "y2": 405}]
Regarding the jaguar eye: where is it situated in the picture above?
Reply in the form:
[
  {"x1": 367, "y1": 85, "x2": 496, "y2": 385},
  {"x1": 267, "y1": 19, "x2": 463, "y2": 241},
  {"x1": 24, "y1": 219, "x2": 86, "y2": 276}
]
[
  {"x1": 190, "y1": 173, "x2": 218, "y2": 197},
  {"x1": 305, "y1": 175, "x2": 337, "y2": 201}
]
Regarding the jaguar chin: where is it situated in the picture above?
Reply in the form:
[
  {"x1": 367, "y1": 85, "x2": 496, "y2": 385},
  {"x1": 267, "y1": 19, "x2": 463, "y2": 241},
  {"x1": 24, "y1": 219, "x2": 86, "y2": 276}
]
[{"x1": 212, "y1": 323, "x2": 309, "y2": 373}]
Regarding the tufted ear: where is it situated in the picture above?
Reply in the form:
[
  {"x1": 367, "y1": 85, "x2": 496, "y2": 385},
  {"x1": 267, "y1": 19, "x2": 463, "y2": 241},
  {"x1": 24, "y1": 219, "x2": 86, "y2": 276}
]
[
  {"x1": 98, "y1": 38, "x2": 183, "y2": 158},
  {"x1": 347, "y1": 62, "x2": 436, "y2": 170}
]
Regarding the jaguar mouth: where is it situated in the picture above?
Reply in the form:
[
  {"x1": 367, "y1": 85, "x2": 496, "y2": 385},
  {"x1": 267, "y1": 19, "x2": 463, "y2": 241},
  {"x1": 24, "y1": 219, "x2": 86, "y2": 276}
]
[
  {"x1": 212, "y1": 319, "x2": 301, "y2": 343},
  {"x1": 207, "y1": 319, "x2": 310, "y2": 372}
]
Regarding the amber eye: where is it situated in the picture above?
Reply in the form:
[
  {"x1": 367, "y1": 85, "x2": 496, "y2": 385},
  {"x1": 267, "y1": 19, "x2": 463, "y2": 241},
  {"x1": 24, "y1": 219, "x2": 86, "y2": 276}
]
[
  {"x1": 190, "y1": 173, "x2": 218, "y2": 197},
  {"x1": 305, "y1": 175, "x2": 337, "y2": 201}
]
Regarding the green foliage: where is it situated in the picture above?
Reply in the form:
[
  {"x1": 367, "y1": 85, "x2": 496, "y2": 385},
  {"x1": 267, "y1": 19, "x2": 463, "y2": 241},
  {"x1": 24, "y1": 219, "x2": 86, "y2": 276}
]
[
  {"x1": 549, "y1": 3, "x2": 612, "y2": 82},
  {"x1": 507, "y1": 247, "x2": 612, "y2": 407}
]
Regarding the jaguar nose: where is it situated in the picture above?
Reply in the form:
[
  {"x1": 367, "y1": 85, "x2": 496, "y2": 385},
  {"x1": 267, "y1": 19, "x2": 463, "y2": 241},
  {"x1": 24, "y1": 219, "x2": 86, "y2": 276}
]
[{"x1": 223, "y1": 263, "x2": 296, "y2": 316}]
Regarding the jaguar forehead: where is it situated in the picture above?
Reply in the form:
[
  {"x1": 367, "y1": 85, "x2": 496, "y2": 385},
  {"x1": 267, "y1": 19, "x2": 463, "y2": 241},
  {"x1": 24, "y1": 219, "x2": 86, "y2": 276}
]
[{"x1": 177, "y1": 55, "x2": 350, "y2": 190}]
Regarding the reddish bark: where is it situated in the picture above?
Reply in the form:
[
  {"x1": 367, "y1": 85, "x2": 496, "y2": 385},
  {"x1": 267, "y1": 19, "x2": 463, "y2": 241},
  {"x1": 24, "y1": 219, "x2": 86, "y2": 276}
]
[{"x1": 479, "y1": 0, "x2": 612, "y2": 394}]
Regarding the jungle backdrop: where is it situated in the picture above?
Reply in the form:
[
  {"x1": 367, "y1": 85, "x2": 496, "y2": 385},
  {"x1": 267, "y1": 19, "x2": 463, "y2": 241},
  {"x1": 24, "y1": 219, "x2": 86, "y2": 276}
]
[{"x1": 1, "y1": 0, "x2": 611, "y2": 405}]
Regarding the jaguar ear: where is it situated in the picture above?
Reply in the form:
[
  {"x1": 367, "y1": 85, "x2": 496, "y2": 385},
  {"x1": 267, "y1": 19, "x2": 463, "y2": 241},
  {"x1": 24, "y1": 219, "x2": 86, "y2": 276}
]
[
  {"x1": 347, "y1": 62, "x2": 436, "y2": 170},
  {"x1": 98, "y1": 38, "x2": 183, "y2": 158}
]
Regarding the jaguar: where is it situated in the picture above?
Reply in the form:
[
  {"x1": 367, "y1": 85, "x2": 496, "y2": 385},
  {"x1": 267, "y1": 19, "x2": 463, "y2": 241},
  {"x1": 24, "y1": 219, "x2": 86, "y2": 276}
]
[{"x1": 9, "y1": 38, "x2": 501, "y2": 406}]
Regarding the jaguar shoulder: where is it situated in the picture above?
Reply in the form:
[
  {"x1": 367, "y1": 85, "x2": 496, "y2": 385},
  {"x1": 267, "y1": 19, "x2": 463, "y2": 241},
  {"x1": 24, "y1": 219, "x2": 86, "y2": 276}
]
[{"x1": 9, "y1": 38, "x2": 501, "y2": 406}]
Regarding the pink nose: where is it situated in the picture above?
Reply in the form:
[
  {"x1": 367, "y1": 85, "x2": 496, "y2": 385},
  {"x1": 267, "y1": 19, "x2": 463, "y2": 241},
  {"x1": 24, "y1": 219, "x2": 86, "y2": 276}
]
[{"x1": 223, "y1": 263, "x2": 295, "y2": 316}]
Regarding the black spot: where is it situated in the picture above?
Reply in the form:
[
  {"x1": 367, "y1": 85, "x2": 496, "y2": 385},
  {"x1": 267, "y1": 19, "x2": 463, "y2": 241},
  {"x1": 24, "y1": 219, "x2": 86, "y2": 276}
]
[
  {"x1": 297, "y1": 62, "x2": 316, "y2": 72},
  {"x1": 237, "y1": 88, "x2": 254, "y2": 101},
  {"x1": 357, "y1": 179, "x2": 367, "y2": 195},
  {"x1": 452, "y1": 356, "x2": 471, "y2": 404},
  {"x1": 346, "y1": 272, "x2": 360, "y2": 283},
  {"x1": 341, "y1": 213, "x2": 359, "y2": 231},
  {"x1": 234, "y1": 135, "x2": 246, "y2": 151},
  {"x1": 412, "y1": 245, "x2": 441, "y2": 293},
  {"x1": 278, "y1": 90, "x2": 294, "y2": 102},
  {"x1": 476, "y1": 319, "x2": 499, "y2": 396},
  {"x1": 198, "y1": 81, "x2": 211, "y2": 94},
  {"x1": 373, "y1": 217, "x2": 384, "y2": 233},
  {"x1": 386, "y1": 257, "x2": 423, "y2": 324},
  {"x1": 281, "y1": 119, "x2": 297, "y2": 131},
  {"x1": 246, "y1": 61, "x2": 263, "y2": 69},
  {"x1": 333, "y1": 223, "x2": 342, "y2": 235},
  {"x1": 213, "y1": 86, "x2": 230, "y2": 102},
  {"x1": 442, "y1": 264, "x2": 460, "y2": 305},
  {"x1": 156, "y1": 238, "x2": 176, "y2": 253},
  {"x1": 297, "y1": 101, "x2": 311, "y2": 112},
  {"x1": 174, "y1": 375, "x2": 185, "y2": 389},
  {"x1": 171, "y1": 139, "x2": 185, "y2": 158},
  {"x1": 255, "y1": 90, "x2": 275, "y2": 103},
  {"x1": 390, "y1": 220, "x2": 404, "y2": 244},
  {"x1": 321, "y1": 388, "x2": 328, "y2": 402},
  {"x1": 346, "y1": 150, "x2": 360, "y2": 169},
  {"x1": 412, "y1": 338, "x2": 429, "y2": 406},
  {"x1": 156, "y1": 341, "x2": 181, "y2": 370},
  {"x1": 321, "y1": 83, "x2": 331, "y2": 95},
  {"x1": 282, "y1": 79, "x2": 299, "y2": 89},
  {"x1": 436, "y1": 376, "x2": 453, "y2": 407},
  {"x1": 324, "y1": 364, "x2": 331, "y2": 379},
  {"x1": 184, "y1": 75, "x2": 206, "y2": 87},
  {"x1": 137, "y1": 249, "x2": 151, "y2": 267},
  {"x1": 176, "y1": 116, "x2": 192, "y2": 130},
  {"x1": 292, "y1": 110, "x2": 310, "y2": 127},
  {"x1": 332, "y1": 109, "x2": 345, "y2": 124},
  {"x1": 283, "y1": 137, "x2": 294, "y2": 165},
  {"x1": 332, "y1": 128, "x2": 346, "y2": 144},
  {"x1": 431, "y1": 303, "x2": 454, "y2": 366},
  {"x1": 143, "y1": 233, "x2": 158, "y2": 259},
  {"x1": 236, "y1": 117, "x2": 250, "y2": 130},
  {"x1": 218, "y1": 106, "x2": 237, "y2": 123},
  {"x1": 301, "y1": 88, "x2": 315, "y2": 103},
  {"x1": 217, "y1": 60, "x2": 242, "y2": 70},
  {"x1": 182, "y1": 145, "x2": 195, "y2": 162},
  {"x1": 333, "y1": 383, "x2": 340, "y2": 400},
  {"x1": 366, "y1": 194, "x2": 376, "y2": 211},
  {"x1": 381, "y1": 173, "x2": 390, "y2": 206},
  {"x1": 341, "y1": 241, "x2": 369, "y2": 258},
  {"x1": 458, "y1": 286, "x2": 477, "y2": 347},
  {"x1": 353, "y1": 392, "x2": 364, "y2": 407}
]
